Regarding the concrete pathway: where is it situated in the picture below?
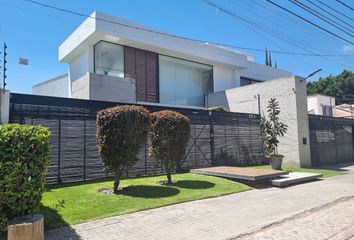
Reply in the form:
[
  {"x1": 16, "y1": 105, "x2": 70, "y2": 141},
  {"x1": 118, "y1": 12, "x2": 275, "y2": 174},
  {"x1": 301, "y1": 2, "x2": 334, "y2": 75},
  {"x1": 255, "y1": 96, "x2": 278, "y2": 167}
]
[{"x1": 46, "y1": 165, "x2": 354, "y2": 240}]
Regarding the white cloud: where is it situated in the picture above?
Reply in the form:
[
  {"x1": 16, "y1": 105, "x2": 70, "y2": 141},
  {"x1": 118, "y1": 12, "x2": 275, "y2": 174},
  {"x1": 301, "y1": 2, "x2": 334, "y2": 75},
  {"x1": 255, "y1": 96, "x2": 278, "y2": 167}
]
[{"x1": 343, "y1": 45, "x2": 354, "y2": 52}]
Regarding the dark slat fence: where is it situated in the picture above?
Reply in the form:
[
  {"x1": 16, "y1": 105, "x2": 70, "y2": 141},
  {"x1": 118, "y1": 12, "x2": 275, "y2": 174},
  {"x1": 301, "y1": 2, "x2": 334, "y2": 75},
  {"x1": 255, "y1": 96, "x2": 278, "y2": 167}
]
[
  {"x1": 309, "y1": 114, "x2": 354, "y2": 166},
  {"x1": 9, "y1": 93, "x2": 264, "y2": 185}
]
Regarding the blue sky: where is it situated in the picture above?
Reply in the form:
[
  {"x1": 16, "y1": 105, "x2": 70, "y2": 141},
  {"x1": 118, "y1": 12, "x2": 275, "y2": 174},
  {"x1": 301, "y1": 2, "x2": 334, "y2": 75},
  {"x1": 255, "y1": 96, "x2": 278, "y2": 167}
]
[{"x1": 0, "y1": 0, "x2": 353, "y2": 94}]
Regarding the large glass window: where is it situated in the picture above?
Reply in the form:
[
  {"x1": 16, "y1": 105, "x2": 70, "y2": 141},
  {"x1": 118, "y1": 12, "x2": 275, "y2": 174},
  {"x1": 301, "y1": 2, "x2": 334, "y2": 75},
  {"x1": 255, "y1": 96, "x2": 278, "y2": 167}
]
[
  {"x1": 159, "y1": 55, "x2": 213, "y2": 107},
  {"x1": 94, "y1": 41, "x2": 124, "y2": 78}
]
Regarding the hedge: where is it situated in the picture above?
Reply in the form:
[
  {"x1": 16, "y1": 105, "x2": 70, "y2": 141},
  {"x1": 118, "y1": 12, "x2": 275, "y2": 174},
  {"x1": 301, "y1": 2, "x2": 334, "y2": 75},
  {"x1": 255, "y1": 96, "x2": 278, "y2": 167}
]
[{"x1": 0, "y1": 124, "x2": 51, "y2": 231}]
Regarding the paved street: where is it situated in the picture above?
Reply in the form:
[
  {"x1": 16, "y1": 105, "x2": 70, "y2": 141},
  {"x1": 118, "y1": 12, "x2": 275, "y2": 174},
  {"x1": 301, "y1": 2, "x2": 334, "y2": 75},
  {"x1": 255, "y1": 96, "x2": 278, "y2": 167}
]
[
  {"x1": 46, "y1": 165, "x2": 354, "y2": 240},
  {"x1": 238, "y1": 197, "x2": 354, "y2": 240}
]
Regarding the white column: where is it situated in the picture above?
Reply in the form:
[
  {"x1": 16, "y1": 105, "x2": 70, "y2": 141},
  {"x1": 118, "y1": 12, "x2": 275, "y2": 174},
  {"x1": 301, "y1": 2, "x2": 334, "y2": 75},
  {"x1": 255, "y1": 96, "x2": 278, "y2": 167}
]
[{"x1": 0, "y1": 90, "x2": 10, "y2": 124}]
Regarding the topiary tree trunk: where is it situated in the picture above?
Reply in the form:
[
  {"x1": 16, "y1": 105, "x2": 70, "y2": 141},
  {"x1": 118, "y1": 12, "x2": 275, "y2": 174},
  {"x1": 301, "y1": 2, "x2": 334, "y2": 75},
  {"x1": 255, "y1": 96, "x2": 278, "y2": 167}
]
[
  {"x1": 149, "y1": 110, "x2": 190, "y2": 184},
  {"x1": 97, "y1": 105, "x2": 150, "y2": 193}
]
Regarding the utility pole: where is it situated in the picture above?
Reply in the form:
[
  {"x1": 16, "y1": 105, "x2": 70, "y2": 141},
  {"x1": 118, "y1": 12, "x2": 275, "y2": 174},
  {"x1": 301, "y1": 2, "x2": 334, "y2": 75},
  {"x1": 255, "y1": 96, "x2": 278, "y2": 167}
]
[{"x1": 2, "y1": 43, "x2": 7, "y2": 91}]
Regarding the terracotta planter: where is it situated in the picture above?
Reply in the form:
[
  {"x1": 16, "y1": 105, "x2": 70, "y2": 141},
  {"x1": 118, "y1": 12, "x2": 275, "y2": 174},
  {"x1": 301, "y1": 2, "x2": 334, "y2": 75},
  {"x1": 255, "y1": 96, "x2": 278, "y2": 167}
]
[
  {"x1": 7, "y1": 214, "x2": 44, "y2": 240},
  {"x1": 270, "y1": 155, "x2": 284, "y2": 170}
]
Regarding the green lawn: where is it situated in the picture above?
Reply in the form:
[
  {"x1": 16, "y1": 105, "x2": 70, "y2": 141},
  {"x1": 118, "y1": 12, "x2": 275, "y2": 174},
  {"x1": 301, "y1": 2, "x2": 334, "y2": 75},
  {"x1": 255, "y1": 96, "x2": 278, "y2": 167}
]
[
  {"x1": 39, "y1": 173, "x2": 250, "y2": 230},
  {"x1": 251, "y1": 165, "x2": 344, "y2": 178}
]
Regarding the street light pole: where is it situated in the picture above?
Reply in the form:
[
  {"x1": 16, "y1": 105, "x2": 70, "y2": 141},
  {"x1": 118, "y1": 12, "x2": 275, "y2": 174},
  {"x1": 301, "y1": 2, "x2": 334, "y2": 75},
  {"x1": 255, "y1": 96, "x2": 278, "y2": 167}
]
[{"x1": 301, "y1": 68, "x2": 322, "y2": 82}]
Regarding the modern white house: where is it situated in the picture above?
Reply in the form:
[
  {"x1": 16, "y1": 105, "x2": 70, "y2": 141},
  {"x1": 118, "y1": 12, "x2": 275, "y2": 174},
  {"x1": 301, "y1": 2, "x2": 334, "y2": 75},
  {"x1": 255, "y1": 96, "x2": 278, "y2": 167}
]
[
  {"x1": 33, "y1": 11, "x2": 293, "y2": 109},
  {"x1": 32, "y1": 11, "x2": 313, "y2": 167}
]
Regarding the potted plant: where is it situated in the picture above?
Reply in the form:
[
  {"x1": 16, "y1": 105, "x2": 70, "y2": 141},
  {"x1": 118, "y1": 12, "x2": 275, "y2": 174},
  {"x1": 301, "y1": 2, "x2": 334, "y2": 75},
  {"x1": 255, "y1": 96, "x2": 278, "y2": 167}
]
[{"x1": 262, "y1": 98, "x2": 288, "y2": 170}]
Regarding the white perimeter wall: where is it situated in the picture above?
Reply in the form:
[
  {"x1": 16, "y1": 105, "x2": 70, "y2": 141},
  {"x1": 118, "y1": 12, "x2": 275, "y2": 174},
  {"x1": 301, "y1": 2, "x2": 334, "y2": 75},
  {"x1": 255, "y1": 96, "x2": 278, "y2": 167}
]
[
  {"x1": 208, "y1": 76, "x2": 312, "y2": 167},
  {"x1": 0, "y1": 90, "x2": 10, "y2": 124},
  {"x1": 32, "y1": 74, "x2": 69, "y2": 98}
]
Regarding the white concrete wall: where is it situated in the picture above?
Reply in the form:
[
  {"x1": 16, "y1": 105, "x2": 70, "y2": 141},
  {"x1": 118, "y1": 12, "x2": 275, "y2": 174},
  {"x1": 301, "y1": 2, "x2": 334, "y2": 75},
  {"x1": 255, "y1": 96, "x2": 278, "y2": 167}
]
[
  {"x1": 0, "y1": 90, "x2": 10, "y2": 124},
  {"x1": 71, "y1": 73, "x2": 136, "y2": 103},
  {"x1": 32, "y1": 74, "x2": 69, "y2": 98},
  {"x1": 208, "y1": 76, "x2": 312, "y2": 167},
  {"x1": 213, "y1": 66, "x2": 241, "y2": 92},
  {"x1": 240, "y1": 61, "x2": 293, "y2": 81},
  {"x1": 69, "y1": 48, "x2": 90, "y2": 83},
  {"x1": 307, "y1": 94, "x2": 335, "y2": 115}
]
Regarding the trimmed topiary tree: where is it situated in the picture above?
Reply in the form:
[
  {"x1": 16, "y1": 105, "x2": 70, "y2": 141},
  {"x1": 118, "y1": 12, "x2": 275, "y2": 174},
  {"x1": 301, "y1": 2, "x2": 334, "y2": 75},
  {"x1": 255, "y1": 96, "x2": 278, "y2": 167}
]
[
  {"x1": 149, "y1": 110, "x2": 190, "y2": 184},
  {"x1": 0, "y1": 124, "x2": 51, "y2": 232},
  {"x1": 96, "y1": 105, "x2": 150, "y2": 192}
]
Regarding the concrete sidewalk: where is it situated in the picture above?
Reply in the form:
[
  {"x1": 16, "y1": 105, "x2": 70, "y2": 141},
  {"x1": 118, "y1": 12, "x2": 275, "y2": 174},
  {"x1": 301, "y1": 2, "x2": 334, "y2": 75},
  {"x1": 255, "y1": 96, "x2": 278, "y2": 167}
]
[{"x1": 46, "y1": 166, "x2": 354, "y2": 240}]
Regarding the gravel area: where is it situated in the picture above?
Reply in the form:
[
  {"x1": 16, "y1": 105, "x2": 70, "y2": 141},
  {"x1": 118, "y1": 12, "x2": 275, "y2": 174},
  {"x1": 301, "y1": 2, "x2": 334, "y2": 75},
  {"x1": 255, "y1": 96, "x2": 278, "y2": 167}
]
[{"x1": 238, "y1": 197, "x2": 354, "y2": 240}]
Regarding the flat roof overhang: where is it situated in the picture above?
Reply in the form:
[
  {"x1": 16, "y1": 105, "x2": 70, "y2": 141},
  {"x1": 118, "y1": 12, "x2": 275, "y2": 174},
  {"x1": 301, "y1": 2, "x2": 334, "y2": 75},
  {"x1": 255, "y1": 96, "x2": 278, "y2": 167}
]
[{"x1": 59, "y1": 12, "x2": 248, "y2": 70}]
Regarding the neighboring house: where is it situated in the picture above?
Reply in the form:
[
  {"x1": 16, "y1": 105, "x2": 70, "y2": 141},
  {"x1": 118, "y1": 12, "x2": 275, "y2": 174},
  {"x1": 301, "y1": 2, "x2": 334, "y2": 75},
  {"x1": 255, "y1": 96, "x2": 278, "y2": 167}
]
[
  {"x1": 335, "y1": 104, "x2": 354, "y2": 119},
  {"x1": 307, "y1": 94, "x2": 335, "y2": 117},
  {"x1": 33, "y1": 11, "x2": 293, "y2": 108},
  {"x1": 32, "y1": 74, "x2": 69, "y2": 98}
]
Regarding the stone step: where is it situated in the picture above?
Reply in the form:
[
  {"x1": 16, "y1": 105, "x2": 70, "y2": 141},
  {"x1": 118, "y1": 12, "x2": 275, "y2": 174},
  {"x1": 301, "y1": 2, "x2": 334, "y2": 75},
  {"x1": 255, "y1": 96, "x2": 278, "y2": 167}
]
[{"x1": 271, "y1": 172, "x2": 323, "y2": 187}]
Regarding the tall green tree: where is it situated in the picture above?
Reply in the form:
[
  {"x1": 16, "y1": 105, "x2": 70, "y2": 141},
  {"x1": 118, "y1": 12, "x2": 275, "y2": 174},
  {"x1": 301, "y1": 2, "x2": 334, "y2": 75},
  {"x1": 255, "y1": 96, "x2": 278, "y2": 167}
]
[{"x1": 307, "y1": 70, "x2": 354, "y2": 104}]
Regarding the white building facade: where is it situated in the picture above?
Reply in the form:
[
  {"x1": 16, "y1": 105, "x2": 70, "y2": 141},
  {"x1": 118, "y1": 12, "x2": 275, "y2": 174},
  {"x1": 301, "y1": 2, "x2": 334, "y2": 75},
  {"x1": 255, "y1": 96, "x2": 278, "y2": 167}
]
[{"x1": 34, "y1": 11, "x2": 293, "y2": 108}]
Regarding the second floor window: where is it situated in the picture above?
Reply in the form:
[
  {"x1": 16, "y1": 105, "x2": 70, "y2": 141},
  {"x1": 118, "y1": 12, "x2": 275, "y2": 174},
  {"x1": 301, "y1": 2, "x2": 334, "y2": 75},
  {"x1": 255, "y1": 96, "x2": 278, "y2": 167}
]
[{"x1": 94, "y1": 41, "x2": 124, "y2": 78}]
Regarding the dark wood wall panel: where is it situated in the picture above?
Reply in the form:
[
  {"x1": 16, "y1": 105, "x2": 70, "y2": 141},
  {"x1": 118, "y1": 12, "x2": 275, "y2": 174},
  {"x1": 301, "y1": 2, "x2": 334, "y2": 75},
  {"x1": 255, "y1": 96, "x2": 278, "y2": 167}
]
[
  {"x1": 146, "y1": 52, "x2": 158, "y2": 102},
  {"x1": 135, "y1": 49, "x2": 147, "y2": 102},
  {"x1": 124, "y1": 46, "x2": 158, "y2": 103},
  {"x1": 124, "y1": 46, "x2": 136, "y2": 79}
]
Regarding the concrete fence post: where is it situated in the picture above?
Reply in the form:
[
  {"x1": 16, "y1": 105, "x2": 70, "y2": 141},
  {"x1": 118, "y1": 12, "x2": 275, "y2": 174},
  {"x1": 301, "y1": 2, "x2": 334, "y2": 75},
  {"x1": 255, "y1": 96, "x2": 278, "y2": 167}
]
[{"x1": 0, "y1": 90, "x2": 10, "y2": 124}]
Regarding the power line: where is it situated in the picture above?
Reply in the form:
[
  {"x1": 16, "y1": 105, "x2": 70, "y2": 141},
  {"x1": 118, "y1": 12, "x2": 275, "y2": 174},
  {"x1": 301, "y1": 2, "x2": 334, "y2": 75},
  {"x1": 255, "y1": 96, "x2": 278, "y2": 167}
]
[
  {"x1": 0, "y1": 1, "x2": 82, "y2": 24},
  {"x1": 202, "y1": 0, "x2": 353, "y2": 70},
  {"x1": 304, "y1": 0, "x2": 354, "y2": 29},
  {"x1": 246, "y1": 0, "x2": 350, "y2": 53},
  {"x1": 229, "y1": 0, "x2": 349, "y2": 60},
  {"x1": 202, "y1": 0, "x2": 332, "y2": 72},
  {"x1": 315, "y1": 0, "x2": 354, "y2": 22},
  {"x1": 335, "y1": 0, "x2": 354, "y2": 12},
  {"x1": 265, "y1": 0, "x2": 354, "y2": 45},
  {"x1": 21, "y1": 0, "x2": 354, "y2": 58},
  {"x1": 289, "y1": 0, "x2": 354, "y2": 36}
]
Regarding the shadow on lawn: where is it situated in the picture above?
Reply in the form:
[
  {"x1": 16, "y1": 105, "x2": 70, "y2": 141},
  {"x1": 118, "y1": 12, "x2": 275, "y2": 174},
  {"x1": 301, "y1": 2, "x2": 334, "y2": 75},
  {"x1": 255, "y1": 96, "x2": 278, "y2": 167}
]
[
  {"x1": 39, "y1": 205, "x2": 81, "y2": 239},
  {"x1": 121, "y1": 185, "x2": 180, "y2": 198},
  {"x1": 39, "y1": 205, "x2": 69, "y2": 230},
  {"x1": 173, "y1": 180, "x2": 215, "y2": 189}
]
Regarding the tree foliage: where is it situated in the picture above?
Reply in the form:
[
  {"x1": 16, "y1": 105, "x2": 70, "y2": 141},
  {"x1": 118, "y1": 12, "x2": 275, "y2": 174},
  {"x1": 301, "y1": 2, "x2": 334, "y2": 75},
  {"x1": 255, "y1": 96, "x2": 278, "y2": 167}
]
[
  {"x1": 307, "y1": 70, "x2": 354, "y2": 103},
  {"x1": 149, "y1": 110, "x2": 190, "y2": 184},
  {"x1": 0, "y1": 124, "x2": 51, "y2": 231},
  {"x1": 261, "y1": 98, "x2": 288, "y2": 156},
  {"x1": 96, "y1": 105, "x2": 150, "y2": 192}
]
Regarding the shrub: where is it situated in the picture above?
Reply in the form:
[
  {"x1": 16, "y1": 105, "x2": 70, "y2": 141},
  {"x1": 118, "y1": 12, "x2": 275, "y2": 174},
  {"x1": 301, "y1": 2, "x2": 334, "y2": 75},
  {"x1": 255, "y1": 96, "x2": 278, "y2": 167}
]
[
  {"x1": 0, "y1": 124, "x2": 51, "y2": 231},
  {"x1": 96, "y1": 105, "x2": 150, "y2": 192},
  {"x1": 149, "y1": 110, "x2": 190, "y2": 184}
]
